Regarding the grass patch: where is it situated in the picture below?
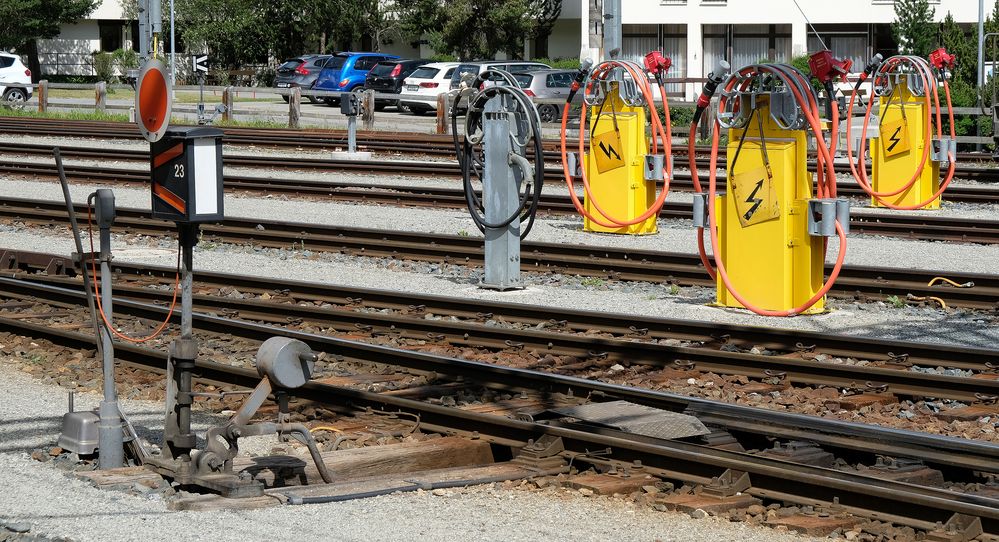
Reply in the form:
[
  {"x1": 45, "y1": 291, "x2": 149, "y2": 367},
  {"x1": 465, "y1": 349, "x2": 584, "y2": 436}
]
[
  {"x1": 885, "y1": 295, "x2": 907, "y2": 309},
  {"x1": 212, "y1": 118, "x2": 289, "y2": 129},
  {"x1": 0, "y1": 108, "x2": 129, "y2": 122},
  {"x1": 48, "y1": 88, "x2": 279, "y2": 104},
  {"x1": 580, "y1": 277, "x2": 605, "y2": 287}
]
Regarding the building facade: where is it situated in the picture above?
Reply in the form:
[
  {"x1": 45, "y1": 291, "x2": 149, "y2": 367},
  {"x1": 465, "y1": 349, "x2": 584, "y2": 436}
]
[
  {"x1": 37, "y1": 0, "x2": 131, "y2": 76},
  {"x1": 549, "y1": 0, "x2": 982, "y2": 99}
]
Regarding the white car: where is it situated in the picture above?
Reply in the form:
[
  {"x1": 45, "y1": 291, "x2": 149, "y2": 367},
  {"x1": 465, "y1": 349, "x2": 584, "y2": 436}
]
[
  {"x1": 399, "y1": 62, "x2": 458, "y2": 115},
  {"x1": 0, "y1": 52, "x2": 32, "y2": 105}
]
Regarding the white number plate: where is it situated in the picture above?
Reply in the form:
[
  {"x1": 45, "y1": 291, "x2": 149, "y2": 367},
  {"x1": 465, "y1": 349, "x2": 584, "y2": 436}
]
[
  {"x1": 405, "y1": 85, "x2": 419, "y2": 91},
  {"x1": 276, "y1": 83, "x2": 290, "y2": 88}
]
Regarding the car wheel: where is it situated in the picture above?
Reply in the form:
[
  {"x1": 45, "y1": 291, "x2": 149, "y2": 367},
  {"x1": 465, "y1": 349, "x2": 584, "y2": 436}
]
[
  {"x1": 2, "y1": 88, "x2": 27, "y2": 108},
  {"x1": 538, "y1": 104, "x2": 558, "y2": 123},
  {"x1": 307, "y1": 96, "x2": 321, "y2": 104}
]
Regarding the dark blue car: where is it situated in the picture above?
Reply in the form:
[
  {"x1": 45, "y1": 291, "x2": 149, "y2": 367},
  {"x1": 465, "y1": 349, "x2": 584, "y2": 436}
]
[{"x1": 312, "y1": 52, "x2": 400, "y2": 105}]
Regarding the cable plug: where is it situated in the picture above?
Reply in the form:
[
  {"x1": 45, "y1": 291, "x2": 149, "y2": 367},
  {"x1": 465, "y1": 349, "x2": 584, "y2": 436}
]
[
  {"x1": 644, "y1": 51, "x2": 672, "y2": 79},
  {"x1": 693, "y1": 60, "x2": 730, "y2": 124},
  {"x1": 929, "y1": 48, "x2": 956, "y2": 70},
  {"x1": 568, "y1": 58, "x2": 594, "y2": 103}
]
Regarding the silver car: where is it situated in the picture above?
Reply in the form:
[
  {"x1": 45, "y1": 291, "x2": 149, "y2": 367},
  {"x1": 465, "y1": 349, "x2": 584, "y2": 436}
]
[{"x1": 512, "y1": 69, "x2": 577, "y2": 122}]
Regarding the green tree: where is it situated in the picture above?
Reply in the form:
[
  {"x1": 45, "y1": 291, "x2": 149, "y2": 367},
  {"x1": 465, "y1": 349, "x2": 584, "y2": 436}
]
[
  {"x1": 530, "y1": 0, "x2": 562, "y2": 58},
  {"x1": 434, "y1": 0, "x2": 535, "y2": 60},
  {"x1": 892, "y1": 0, "x2": 936, "y2": 57},
  {"x1": 0, "y1": 0, "x2": 98, "y2": 80}
]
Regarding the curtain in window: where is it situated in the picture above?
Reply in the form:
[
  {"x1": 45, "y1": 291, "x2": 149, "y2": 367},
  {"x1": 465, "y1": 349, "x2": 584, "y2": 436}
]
[{"x1": 732, "y1": 37, "x2": 768, "y2": 69}]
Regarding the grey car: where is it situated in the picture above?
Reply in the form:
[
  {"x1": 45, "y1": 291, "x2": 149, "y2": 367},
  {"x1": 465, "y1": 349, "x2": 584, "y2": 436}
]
[
  {"x1": 513, "y1": 69, "x2": 577, "y2": 122},
  {"x1": 274, "y1": 54, "x2": 331, "y2": 103}
]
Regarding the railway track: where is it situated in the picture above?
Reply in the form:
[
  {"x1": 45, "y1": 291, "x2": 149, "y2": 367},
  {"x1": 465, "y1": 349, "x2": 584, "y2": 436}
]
[
  {"x1": 2, "y1": 116, "x2": 997, "y2": 166},
  {"x1": 1, "y1": 196, "x2": 997, "y2": 309},
  {"x1": 2, "y1": 274, "x2": 999, "y2": 537},
  {"x1": 3, "y1": 249, "x2": 998, "y2": 405},
  {"x1": 3, "y1": 148, "x2": 999, "y2": 245}
]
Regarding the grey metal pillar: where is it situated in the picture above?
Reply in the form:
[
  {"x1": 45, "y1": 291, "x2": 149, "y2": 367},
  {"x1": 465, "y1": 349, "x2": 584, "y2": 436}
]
[
  {"x1": 481, "y1": 96, "x2": 524, "y2": 290},
  {"x1": 604, "y1": 0, "x2": 622, "y2": 59},
  {"x1": 94, "y1": 189, "x2": 123, "y2": 469},
  {"x1": 163, "y1": 224, "x2": 198, "y2": 461},
  {"x1": 137, "y1": 0, "x2": 148, "y2": 61},
  {"x1": 347, "y1": 115, "x2": 357, "y2": 153}
]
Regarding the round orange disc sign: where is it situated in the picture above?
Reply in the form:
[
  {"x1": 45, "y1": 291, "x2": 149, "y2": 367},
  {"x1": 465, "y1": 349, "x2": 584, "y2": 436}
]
[{"x1": 135, "y1": 59, "x2": 172, "y2": 142}]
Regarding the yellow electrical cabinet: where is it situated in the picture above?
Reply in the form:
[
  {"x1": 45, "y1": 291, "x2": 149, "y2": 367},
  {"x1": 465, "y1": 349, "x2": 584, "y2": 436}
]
[
  {"x1": 583, "y1": 83, "x2": 658, "y2": 235},
  {"x1": 716, "y1": 100, "x2": 826, "y2": 313},
  {"x1": 870, "y1": 80, "x2": 941, "y2": 209}
]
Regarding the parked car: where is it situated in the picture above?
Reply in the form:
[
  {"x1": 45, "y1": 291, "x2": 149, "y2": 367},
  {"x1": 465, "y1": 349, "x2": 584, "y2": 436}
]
[
  {"x1": 0, "y1": 52, "x2": 32, "y2": 105},
  {"x1": 313, "y1": 52, "x2": 400, "y2": 106},
  {"x1": 447, "y1": 61, "x2": 552, "y2": 114},
  {"x1": 273, "y1": 54, "x2": 331, "y2": 104},
  {"x1": 398, "y1": 62, "x2": 459, "y2": 116},
  {"x1": 363, "y1": 58, "x2": 431, "y2": 111},
  {"x1": 448, "y1": 61, "x2": 552, "y2": 91},
  {"x1": 512, "y1": 69, "x2": 577, "y2": 122}
]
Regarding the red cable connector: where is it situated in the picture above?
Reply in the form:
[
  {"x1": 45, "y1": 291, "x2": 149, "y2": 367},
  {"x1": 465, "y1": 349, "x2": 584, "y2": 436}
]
[
  {"x1": 643, "y1": 51, "x2": 672, "y2": 76},
  {"x1": 808, "y1": 50, "x2": 852, "y2": 84},
  {"x1": 929, "y1": 47, "x2": 956, "y2": 70}
]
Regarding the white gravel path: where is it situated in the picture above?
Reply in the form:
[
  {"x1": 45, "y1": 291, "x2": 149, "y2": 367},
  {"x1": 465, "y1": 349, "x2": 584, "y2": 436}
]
[
  {"x1": 0, "y1": 361, "x2": 821, "y2": 542},
  {"x1": 3, "y1": 175, "x2": 999, "y2": 277}
]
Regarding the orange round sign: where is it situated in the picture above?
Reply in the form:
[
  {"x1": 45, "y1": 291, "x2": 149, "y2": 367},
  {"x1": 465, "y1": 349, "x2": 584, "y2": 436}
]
[{"x1": 135, "y1": 59, "x2": 172, "y2": 142}]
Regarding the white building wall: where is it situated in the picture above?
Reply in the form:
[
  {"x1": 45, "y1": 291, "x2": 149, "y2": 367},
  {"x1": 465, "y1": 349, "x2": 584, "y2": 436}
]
[{"x1": 557, "y1": 0, "x2": 984, "y2": 100}]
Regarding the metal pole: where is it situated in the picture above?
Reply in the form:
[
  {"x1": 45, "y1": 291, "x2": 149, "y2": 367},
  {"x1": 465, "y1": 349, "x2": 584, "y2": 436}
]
[
  {"x1": 979, "y1": 0, "x2": 985, "y2": 151},
  {"x1": 481, "y1": 96, "x2": 522, "y2": 290},
  {"x1": 170, "y1": 0, "x2": 176, "y2": 86},
  {"x1": 164, "y1": 224, "x2": 198, "y2": 462},
  {"x1": 94, "y1": 189, "x2": 123, "y2": 469},
  {"x1": 604, "y1": 0, "x2": 622, "y2": 59},
  {"x1": 348, "y1": 115, "x2": 357, "y2": 153}
]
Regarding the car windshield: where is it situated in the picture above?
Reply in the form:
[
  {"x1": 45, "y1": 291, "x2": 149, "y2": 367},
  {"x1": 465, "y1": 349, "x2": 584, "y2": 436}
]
[
  {"x1": 325, "y1": 56, "x2": 348, "y2": 70},
  {"x1": 278, "y1": 59, "x2": 303, "y2": 70},
  {"x1": 370, "y1": 62, "x2": 397, "y2": 76},
  {"x1": 513, "y1": 74, "x2": 533, "y2": 88},
  {"x1": 409, "y1": 67, "x2": 439, "y2": 79}
]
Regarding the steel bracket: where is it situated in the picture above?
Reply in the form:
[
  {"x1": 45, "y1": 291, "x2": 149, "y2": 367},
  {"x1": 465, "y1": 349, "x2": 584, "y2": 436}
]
[
  {"x1": 700, "y1": 469, "x2": 751, "y2": 497},
  {"x1": 807, "y1": 198, "x2": 850, "y2": 237},
  {"x1": 566, "y1": 152, "x2": 582, "y2": 179},
  {"x1": 643, "y1": 154, "x2": 667, "y2": 181},
  {"x1": 692, "y1": 193, "x2": 712, "y2": 228},
  {"x1": 924, "y1": 513, "x2": 983, "y2": 542},
  {"x1": 931, "y1": 137, "x2": 957, "y2": 164},
  {"x1": 512, "y1": 435, "x2": 568, "y2": 471}
]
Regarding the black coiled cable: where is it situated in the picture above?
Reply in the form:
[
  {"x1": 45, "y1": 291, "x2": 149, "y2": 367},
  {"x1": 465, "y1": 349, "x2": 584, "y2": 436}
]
[{"x1": 450, "y1": 69, "x2": 544, "y2": 239}]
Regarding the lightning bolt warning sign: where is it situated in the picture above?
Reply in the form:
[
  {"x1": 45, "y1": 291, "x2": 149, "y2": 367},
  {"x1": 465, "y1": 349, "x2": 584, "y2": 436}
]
[
  {"x1": 732, "y1": 165, "x2": 779, "y2": 227},
  {"x1": 880, "y1": 119, "x2": 910, "y2": 157}
]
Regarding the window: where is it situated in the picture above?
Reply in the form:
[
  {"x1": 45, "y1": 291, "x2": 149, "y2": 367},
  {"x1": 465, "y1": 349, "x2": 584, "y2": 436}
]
[
  {"x1": 354, "y1": 57, "x2": 379, "y2": 71},
  {"x1": 309, "y1": 57, "x2": 328, "y2": 68},
  {"x1": 514, "y1": 73, "x2": 533, "y2": 88},
  {"x1": 443, "y1": 68, "x2": 456, "y2": 79},
  {"x1": 410, "y1": 67, "x2": 440, "y2": 79},
  {"x1": 546, "y1": 72, "x2": 573, "y2": 88},
  {"x1": 0, "y1": 56, "x2": 13, "y2": 69},
  {"x1": 369, "y1": 62, "x2": 396, "y2": 76},
  {"x1": 326, "y1": 56, "x2": 348, "y2": 70},
  {"x1": 98, "y1": 20, "x2": 125, "y2": 52}
]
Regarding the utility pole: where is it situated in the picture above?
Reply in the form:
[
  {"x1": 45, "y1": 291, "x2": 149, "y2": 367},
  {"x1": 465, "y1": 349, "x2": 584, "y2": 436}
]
[
  {"x1": 979, "y1": 0, "x2": 985, "y2": 151},
  {"x1": 588, "y1": 0, "x2": 603, "y2": 62},
  {"x1": 604, "y1": 0, "x2": 621, "y2": 59}
]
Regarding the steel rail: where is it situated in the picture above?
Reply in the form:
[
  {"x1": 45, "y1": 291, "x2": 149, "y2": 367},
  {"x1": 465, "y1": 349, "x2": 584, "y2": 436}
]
[
  {"x1": 3, "y1": 289, "x2": 999, "y2": 536},
  {"x1": 3, "y1": 141, "x2": 999, "y2": 204},
  {"x1": 1, "y1": 196, "x2": 997, "y2": 310},
  {"x1": 0, "y1": 116, "x2": 996, "y2": 168},
  {"x1": 2, "y1": 154, "x2": 999, "y2": 245},
  {"x1": 4, "y1": 273, "x2": 997, "y2": 404}
]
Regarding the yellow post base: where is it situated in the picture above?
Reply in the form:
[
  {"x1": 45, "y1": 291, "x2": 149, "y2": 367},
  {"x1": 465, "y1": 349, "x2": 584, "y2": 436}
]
[
  {"x1": 582, "y1": 85, "x2": 657, "y2": 235},
  {"x1": 870, "y1": 81, "x2": 941, "y2": 209},
  {"x1": 716, "y1": 101, "x2": 825, "y2": 314}
]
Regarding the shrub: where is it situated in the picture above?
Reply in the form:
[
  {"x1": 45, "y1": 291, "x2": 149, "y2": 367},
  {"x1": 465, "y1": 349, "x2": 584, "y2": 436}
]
[{"x1": 90, "y1": 51, "x2": 116, "y2": 83}]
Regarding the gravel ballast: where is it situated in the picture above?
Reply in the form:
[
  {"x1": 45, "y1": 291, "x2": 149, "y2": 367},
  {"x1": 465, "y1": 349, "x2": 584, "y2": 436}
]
[{"x1": 0, "y1": 361, "x2": 822, "y2": 542}]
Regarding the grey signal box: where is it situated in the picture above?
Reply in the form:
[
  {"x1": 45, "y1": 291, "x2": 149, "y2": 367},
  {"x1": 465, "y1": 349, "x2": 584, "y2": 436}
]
[{"x1": 150, "y1": 126, "x2": 224, "y2": 223}]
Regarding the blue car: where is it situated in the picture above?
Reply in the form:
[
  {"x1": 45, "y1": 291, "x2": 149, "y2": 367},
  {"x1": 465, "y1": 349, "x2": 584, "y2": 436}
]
[{"x1": 313, "y1": 52, "x2": 400, "y2": 105}]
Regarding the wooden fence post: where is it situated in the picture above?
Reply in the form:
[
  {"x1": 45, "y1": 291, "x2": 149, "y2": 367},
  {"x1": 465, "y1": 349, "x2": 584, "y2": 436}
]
[
  {"x1": 361, "y1": 90, "x2": 375, "y2": 131},
  {"x1": 222, "y1": 86, "x2": 234, "y2": 122},
  {"x1": 289, "y1": 87, "x2": 301, "y2": 129},
  {"x1": 436, "y1": 93, "x2": 450, "y2": 135},
  {"x1": 95, "y1": 81, "x2": 106, "y2": 113},
  {"x1": 37, "y1": 80, "x2": 48, "y2": 113}
]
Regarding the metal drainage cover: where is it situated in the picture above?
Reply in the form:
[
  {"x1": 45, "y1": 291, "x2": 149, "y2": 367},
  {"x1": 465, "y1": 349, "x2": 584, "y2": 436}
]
[{"x1": 551, "y1": 400, "x2": 709, "y2": 440}]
